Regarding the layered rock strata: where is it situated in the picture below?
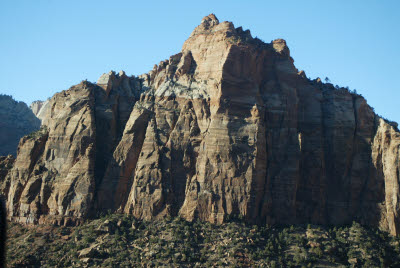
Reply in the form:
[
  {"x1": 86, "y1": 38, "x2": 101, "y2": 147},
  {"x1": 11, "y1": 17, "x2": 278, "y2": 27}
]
[{"x1": 2, "y1": 14, "x2": 400, "y2": 235}]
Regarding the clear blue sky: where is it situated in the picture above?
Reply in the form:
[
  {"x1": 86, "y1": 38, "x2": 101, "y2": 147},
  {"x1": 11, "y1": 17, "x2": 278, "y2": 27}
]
[{"x1": 1, "y1": 0, "x2": 399, "y2": 123}]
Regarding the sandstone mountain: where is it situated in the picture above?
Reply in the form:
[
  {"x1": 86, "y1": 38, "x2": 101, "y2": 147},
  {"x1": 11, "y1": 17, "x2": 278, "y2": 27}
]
[
  {"x1": 0, "y1": 95, "x2": 41, "y2": 156},
  {"x1": 2, "y1": 14, "x2": 400, "y2": 235}
]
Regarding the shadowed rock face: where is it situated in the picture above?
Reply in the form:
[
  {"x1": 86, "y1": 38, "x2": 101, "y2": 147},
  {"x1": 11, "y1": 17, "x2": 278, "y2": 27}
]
[
  {"x1": 0, "y1": 195, "x2": 5, "y2": 267},
  {"x1": 0, "y1": 156, "x2": 10, "y2": 265},
  {"x1": 0, "y1": 95, "x2": 41, "y2": 156},
  {"x1": 2, "y1": 14, "x2": 400, "y2": 235}
]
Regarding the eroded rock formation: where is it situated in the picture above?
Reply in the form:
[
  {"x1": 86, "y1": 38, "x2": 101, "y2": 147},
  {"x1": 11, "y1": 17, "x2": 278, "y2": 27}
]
[
  {"x1": 0, "y1": 155, "x2": 15, "y2": 195},
  {"x1": 30, "y1": 99, "x2": 50, "y2": 123},
  {"x1": 2, "y1": 14, "x2": 400, "y2": 235}
]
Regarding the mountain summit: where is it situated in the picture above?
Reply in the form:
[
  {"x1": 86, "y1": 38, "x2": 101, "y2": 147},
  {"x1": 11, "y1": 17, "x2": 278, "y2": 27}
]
[{"x1": 1, "y1": 15, "x2": 400, "y2": 235}]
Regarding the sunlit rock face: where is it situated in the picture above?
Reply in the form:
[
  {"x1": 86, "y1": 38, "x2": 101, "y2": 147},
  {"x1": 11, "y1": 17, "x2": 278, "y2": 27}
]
[
  {"x1": 30, "y1": 100, "x2": 47, "y2": 122},
  {"x1": 3, "y1": 14, "x2": 400, "y2": 235}
]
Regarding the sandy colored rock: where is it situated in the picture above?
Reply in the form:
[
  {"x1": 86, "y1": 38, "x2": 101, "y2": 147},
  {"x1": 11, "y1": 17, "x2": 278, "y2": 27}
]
[
  {"x1": 5, "y1": 76, "x2": 140, "y2": 225},
  {"x1": 2, "y1": 14, "x2": 400, "y2": 235},
  {"x1": 29, "y1": 100, "x2": 44, "y2": 116},
  {"x1": 30, "y1": 99, "x2": 50, "y2": 123},
  {"x1": 79, "y1": 243, "x2": 99, "y2": 258}
]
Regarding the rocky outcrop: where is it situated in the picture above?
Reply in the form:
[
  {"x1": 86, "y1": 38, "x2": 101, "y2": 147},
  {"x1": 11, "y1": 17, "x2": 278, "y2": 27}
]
[
  {"x1": 30, "y1": 100, "x2": 45, "y2": 117},
  {"x1": 0, "y1": 95, "x2": 41, "y2": 156},
  {"x1": 0, "y1": 155, "x2": 14, "y2": 179},
  {"x1": 4, "y1": 72, "x2": 141, "y2": 225},
  {"x1": 372, "y1": 119, "x2": 400, "y2": 234},
  {"x1": 0, "y1": 155, "x2": 15, "y2": 195},
  {"x1": 0, "y1": 155, "x2": 9, "y2": 266},
  {"x1": 0, "y1": 194, "x2": 5, "y2": 267},
  {"x1": 30, "y1": 99, "x2": 50, "y2": 123},
  {"x1": 2, "y1": 14, "x2": 400, "y2": 235}
]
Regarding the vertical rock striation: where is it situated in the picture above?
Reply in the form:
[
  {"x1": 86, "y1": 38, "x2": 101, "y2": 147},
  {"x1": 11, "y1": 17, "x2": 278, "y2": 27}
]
[
  {"x1": 2, "y1": 14, "x2": 400, "y2": 235},
  {"x1": 4, "y1": 73, "x2": 141, "y2": 225},
  {"x1": 30, "y1": 99, "x2": 51, "y2": 123}
]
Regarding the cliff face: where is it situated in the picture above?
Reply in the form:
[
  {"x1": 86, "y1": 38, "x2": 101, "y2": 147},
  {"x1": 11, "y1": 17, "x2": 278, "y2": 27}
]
[
  {"x1": 30, "y1": 99, "x2": 50, "y2": 123},
  {"x1": 0, "y1": 95, "x2": 41, "y2": 156},
  {"x1": 4, "y1": 73, "x2": 140, "y2": 225},
  {"x1": 0, "y1": 155, "x2": 14, "y2": 194},
  {"x1": 2, "y1": 14, "x2": 400, "y2": 234}
]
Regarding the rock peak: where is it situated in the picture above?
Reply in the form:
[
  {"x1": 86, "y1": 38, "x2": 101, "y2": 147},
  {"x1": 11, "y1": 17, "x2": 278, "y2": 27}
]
[
  {"x1": 186, "y1": 13, "x2": 234, "y2": 46},
  {"x1": 272, "y1": 38, "x2": 290, "y2": 56},
  {"x1": 4, "y1": 14, "x2": 400, "y2": 239},
  {"x1": 201, "y1": 13, "x2": 219, "y2": 27}
]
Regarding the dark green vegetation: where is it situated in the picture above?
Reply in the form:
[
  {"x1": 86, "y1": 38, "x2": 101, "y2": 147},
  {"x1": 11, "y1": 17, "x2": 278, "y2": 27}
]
[
  {"x1": 6, "y1": 215, "x2": 400, "y2": 267},
  {"x1": 26, "y1": 125, "x2": 48, "y2": 139}
]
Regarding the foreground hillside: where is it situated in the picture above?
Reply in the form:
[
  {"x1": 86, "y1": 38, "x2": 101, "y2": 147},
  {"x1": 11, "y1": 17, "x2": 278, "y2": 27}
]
[{"x1": 6, "y1": 215, "x2": 400, "y2": 267}]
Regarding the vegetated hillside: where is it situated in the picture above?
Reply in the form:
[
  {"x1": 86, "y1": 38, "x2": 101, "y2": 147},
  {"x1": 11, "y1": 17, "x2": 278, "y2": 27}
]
[
  {"x1": 2, "y1": 13, "x2": 400, "y2": 238},
  {"x1": 0, "y1": 95, "x2": 40, "y2": 156},
  {"x1": 6, "y1": 215, "x2": 400, "y2": 267}
]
